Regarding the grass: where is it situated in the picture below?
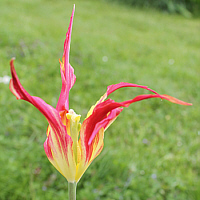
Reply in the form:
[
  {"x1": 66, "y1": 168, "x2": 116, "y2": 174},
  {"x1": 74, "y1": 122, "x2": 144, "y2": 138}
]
[{"x1": 0, "y1": 0, "x2": 200, "y2": 199}]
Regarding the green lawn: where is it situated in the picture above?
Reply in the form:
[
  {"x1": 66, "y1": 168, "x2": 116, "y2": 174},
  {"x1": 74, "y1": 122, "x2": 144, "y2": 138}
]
[{"x1": 0, "y1": 0, "x2": 199, "y2": 199}]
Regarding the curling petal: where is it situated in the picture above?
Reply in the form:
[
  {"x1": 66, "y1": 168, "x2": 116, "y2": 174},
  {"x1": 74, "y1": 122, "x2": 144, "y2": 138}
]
[
  {"x1": 99, "y1": 82, "x2": 159, "y2": 102},
  {"x1": 9, "y1": 58, "x2": 76, "y2": 182},
  {"x1": 84, "y1": 84, "x2": 192, "y2": 153},
  {"x1": 9, "y1": 58, "x2": 62, "y2": 129}
]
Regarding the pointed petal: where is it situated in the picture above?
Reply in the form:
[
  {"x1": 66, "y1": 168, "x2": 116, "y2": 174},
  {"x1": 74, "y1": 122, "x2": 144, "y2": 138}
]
[
  {"x1": 99, "y1": 82, "x2": 159, "y2": 102},
  {"x1": 102, "y1": 82, "x2": 192, "y2": 106},
  {"x1": 64, "y1": 5, "x2": 75, "y2": 76},
  {"x1": 161, "y1": 94, "x2": 192, "y2": 105},
  {"x1": 85, "y1": 82, "x2": 161, "y2": 118},
  {"x1": 82, "y1": 82, "x2": 191, "y2": 155},
  {"x1": 10, "y1": 58, "x2": 76, "y2": 181},
  {"x1": 77, "y1": 89, "x2": 192, "y2": 181},
  {"x1": 56, "y1": 5, "x2": 76, "y2": 111},
  {"x1": 10, "y1": 59, "x2": 62, "y2": 130}
]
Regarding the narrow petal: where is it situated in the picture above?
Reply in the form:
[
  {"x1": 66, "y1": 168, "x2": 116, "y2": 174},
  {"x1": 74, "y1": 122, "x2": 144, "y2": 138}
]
[
  {"x1": 10, "y1": 59, "x2": 63, "y2": 132},
  {"x1": 87, "y1": 93, "x2": 191, "y2": 145},
  {"x1": 81, "y1": 83, "x2": 191, "y2": 163},
  {"x1": 102, "y1": 82, "x2": 192, "y2": 106},
  {"x1": 76, "y1": 88, "x2": 192, "y2": 181},
  {"x1": 86, "y1": 82, "x2": 161, "y2": 118},
  {"x1": 9, "y1": 59, "x2": 76, "y2": 181},
  {"x1": 56, "y1": 5, "x2": 76, "y2": 111},
  {"x1": 99, "y1": 82, "x2": 159, "y2": 102},
  {"x1": 161, "y1": 94, "x2": 192, "y2": 106}
]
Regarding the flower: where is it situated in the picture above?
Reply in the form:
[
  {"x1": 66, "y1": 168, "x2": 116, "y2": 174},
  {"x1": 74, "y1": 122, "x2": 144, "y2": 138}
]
[{"x1": 9, "y1": 5, "x2": 192, "y2": 183}]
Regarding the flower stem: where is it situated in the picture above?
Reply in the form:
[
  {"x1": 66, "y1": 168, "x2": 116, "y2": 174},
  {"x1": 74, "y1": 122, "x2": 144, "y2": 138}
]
[{"x1": 68, "y1": 182, "x2": 76, "y2": 200}]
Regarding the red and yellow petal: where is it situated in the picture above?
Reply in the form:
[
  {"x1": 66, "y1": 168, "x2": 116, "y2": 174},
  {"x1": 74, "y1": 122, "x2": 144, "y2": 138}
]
[
  {"x1": 79, "y1": 82, "x2": 192, "y2": 174},
  {"x1": 56, "y1": 5, "x2": 76, "y2": 111},
  {"x1": 44, "y1": 125, "x2": 76, "y2": 182},
  {"x1": 10, "y1": 58, "x2": 77, "y2": 182},
  {"x1": 75, "y1": 127, "x2": 104, "y2": 183},
  {"x1": 10, "y1": 58, "x2": 65, "y2": 133}
]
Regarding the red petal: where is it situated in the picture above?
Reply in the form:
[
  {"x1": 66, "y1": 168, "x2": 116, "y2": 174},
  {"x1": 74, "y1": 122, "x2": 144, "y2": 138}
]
[
  {"x1": 99, "y1": 82, "x2": 159, "y2": 102},
  {"x1": 10, "y1": 58, "x2": 76, "y2": 180},
  {"x1": 81, "y1": 83, "x2": 192, "y2": 160},
  {"x1": 9, "y1": 59, "x2": 62, "y2": 131},
  {"x1": 87, "y1": 107, "x2": 123, "y2": 145},
  {"x1": 56, "y1": 5, "x2": 76, "y2": 111},
  {"x1": 9, "y1": 58, "x2": 72, "y2": 149}
]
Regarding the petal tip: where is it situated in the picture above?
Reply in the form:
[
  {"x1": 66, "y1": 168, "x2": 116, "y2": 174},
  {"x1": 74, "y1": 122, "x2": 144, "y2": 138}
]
[
  {"x1": 162, "y1": 94, "x2": 192, "y2": 106},
  {"x1": 10, "y1": 57, "x2": 15, "y2": 66}
]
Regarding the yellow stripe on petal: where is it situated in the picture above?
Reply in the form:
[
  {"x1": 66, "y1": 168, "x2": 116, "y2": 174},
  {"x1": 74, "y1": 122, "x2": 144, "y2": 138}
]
[
  {"x1": 47, "y1": 125, "x2": 76, "y2": 182},
  {"x1": 86, "y1": 95, "x2": 105, "y2": 119},
  {"x1": 88, "y1": 127, "x2": 104, "y2": 165},
  {"x1": 46, "y1": 125, "x2": 50, "y2": 137},
  {"x1": 86, "y1": 90, "x2": 109, "y2": 119},
  {"x1": 75, "y1": 128, "x2": 104, "y2": 183},
  {"x1": 77, "y1": 142, "x2": 81, "y2": 164},
  {"x1": 59, "y1": 57, "x2": 65, "y2": 74}
]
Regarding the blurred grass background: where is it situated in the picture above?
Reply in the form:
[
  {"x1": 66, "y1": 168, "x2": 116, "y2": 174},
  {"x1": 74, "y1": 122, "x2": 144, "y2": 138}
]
[
  {"x1": 0, "y1": 0, "x2": 199, "y2": 199},
  {"x1": 108, "y1": 0, "x2": 200, "y2": 17}
]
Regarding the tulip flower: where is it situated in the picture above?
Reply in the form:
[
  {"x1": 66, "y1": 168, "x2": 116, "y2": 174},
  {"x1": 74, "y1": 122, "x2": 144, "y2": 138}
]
[{"x1": 9, "y1": 5, "x2": 191, "y2": 199}]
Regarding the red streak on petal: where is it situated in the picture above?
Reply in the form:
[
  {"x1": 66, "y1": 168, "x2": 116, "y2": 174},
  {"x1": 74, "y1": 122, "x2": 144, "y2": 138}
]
[
  {"x1": 82, "y1": 84, "x2": 191, "y2": 162},
  {"x1": 56, "y1": 6, "x2": 76, "y2": 111},
  {"x1": 9, "y1": 58, "x2": 73, "y2": 168}
]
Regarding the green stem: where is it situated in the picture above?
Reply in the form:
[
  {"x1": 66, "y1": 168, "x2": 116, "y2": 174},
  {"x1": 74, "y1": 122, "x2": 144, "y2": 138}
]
[{"x1": 68, "y1": 182, "x2": 76, "y2": 200}]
